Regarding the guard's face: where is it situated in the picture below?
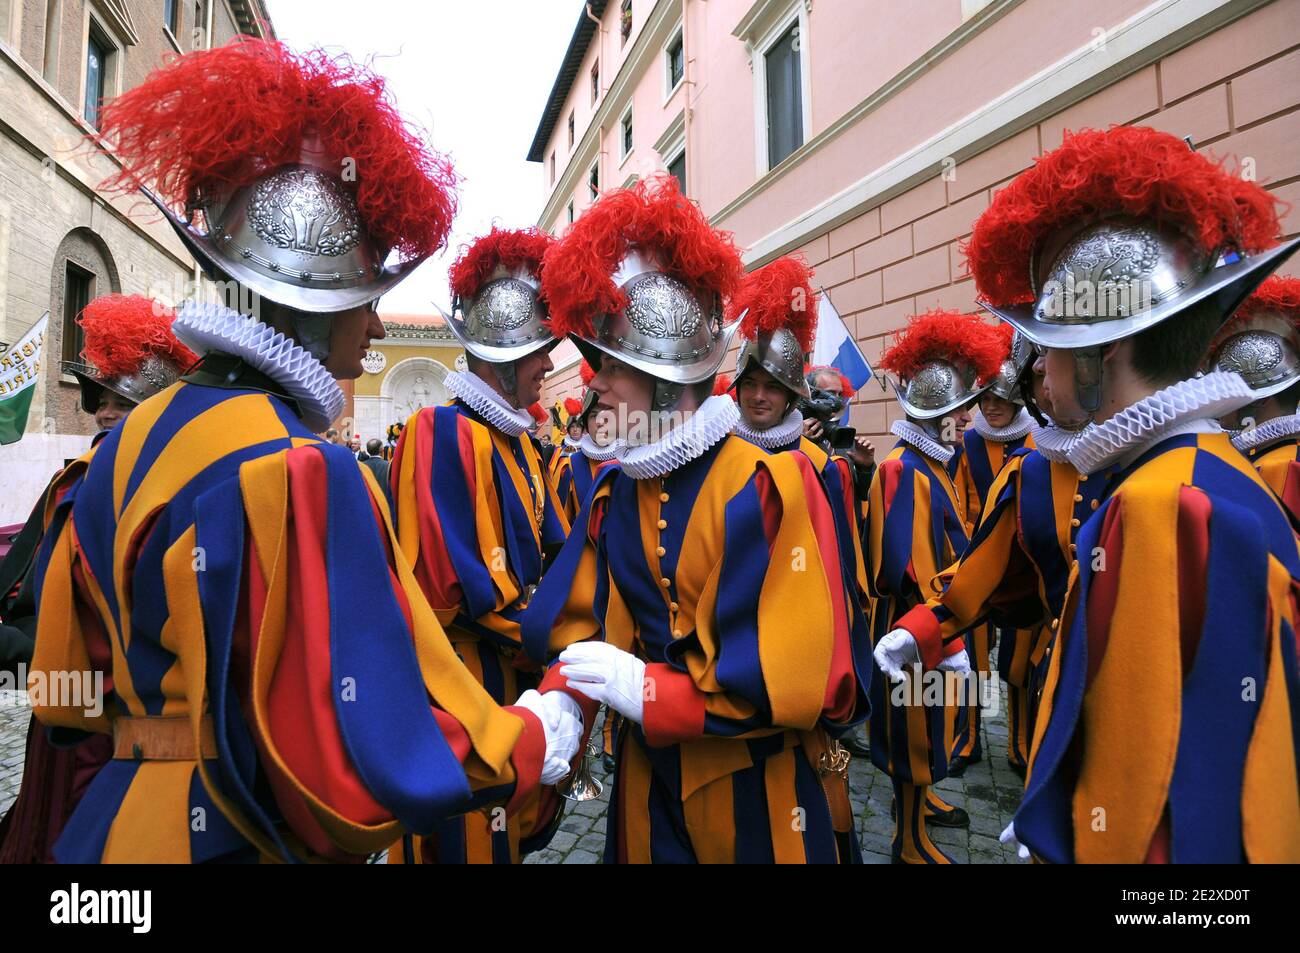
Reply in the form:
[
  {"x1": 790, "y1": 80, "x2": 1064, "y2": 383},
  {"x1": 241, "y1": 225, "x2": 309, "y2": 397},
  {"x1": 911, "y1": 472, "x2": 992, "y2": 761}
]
[
  {"x1": 567, "y1": 420, "x2": 584, "y2": 440},
  {"x1": 979, "y1": 392, "x2": 1019, "y2": 428},
  {"x1": 1039, "y1": 348, "x2": 1090, "y2": 430},
  {"x1": 95, "y1": 393, "x2": 135, "y2": 432},
  {"x1": 936, "y1": 406, "x2": 972, "y2": 446},
  {"x1": 325, "y1": 301, "x2": 384, "y2": 380},
  {"x1": 513, "y1": 348, "x2": 555, "y2": 407},
  {"x1": 588, "y1": 355, "x2": 654, "y2": 443},
  {"x1": 737, "y1": 368, "x2": 792, "y2": 430}
]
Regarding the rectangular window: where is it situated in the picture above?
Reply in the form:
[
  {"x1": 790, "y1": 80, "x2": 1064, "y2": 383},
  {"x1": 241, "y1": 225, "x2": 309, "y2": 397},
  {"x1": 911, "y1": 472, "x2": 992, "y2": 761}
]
[
  {"x1": 591, "y1": 60, "x2": 600, "y2": 105},
  {"x1": 764, "y1": 21, "x2": 804, "y2": 169},
  {"x1": 667, "y1": 33, "x2": 684, "y2": 91},
  {"x1": 620, "y1": 0, "x2": 632, "y2": 46},
  {"x1": 61, "y1": 262, "x2": 94, "y2": 366},
  {"x1": 164, "y1": 0, "x2": 178, "y2": 34},
  {"x1": 83, "y1": 26, "x2": 110, "y2": 128},
  {"x1": 568, "y1": 111, "x2": 575, "y2": 150},
  {"x1": 550, "y1": 151, "x2": 556, "y2": 185},
  {"x1": 667, "y1": 150, "x2": 686, "y2": 195},
  {"x1": 589, "y1": 163, "x2": 599, "y2": 201},
  {"x1": 567, "y1": 201, "x2": 575, "y2": 225},
  {"x1": 620, "y1": 110, "x2": 633, "y2": 158}
]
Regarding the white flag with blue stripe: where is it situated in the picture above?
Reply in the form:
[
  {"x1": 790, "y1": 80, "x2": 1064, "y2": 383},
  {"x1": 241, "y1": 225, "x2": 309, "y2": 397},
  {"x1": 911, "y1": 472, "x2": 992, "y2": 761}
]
[{"x1": 812, "y1": 288, "x2": 873, "y2": 421}]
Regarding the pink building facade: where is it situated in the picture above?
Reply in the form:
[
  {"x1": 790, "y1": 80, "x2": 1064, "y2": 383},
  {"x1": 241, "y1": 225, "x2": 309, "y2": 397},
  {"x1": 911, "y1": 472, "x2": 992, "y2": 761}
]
[{"x1": 531, "y1": 0, "x2": 1300, "y2": 451}]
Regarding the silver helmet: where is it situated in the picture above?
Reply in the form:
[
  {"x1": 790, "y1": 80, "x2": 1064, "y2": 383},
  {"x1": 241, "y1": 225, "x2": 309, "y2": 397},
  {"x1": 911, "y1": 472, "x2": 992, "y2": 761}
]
[
  {"x1": 735, "y1": 326, "x2": 810, "y2": 399},
  {"x1": 438, "y1": 263, "x2": 555, "y2": 364},
  {"x1": 146, "y1": 156, "x2": 424, "y2": 315},
  {"x1": 69, "y1": 356, "x2": 184, "y2": 414},
  {"x1": 988, "y1": 329, "x2": 1033, "y2": 403},
  {"x1": 1210, "y1": 313, "x2": 1300, "y2": 400},
  {"x1": 982, "y1": 215, "x2": 1300, "y2": 349},
  {"x1": 573, "y1": 250, "x2": 741, "y2": 386},
  {"x1": 894, "y1": 359, "x2": 992, "y2": 421}
]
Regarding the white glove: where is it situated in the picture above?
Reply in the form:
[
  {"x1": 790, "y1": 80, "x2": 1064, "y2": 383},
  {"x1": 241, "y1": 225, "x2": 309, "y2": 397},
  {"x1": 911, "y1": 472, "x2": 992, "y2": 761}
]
[
  {"x1": 936, "y1": 648, "x2": 972, "y2": 676},
  {"x1": 513, "y1": 689, "x2": 584, "y2": 785},
  {"x1": 557, "y1": 641, "x2": 647, "y2": 724},
  {"x1": 873, "y1": 628, "x2": 921, "y2": 681},
  {"x1": 1000, "y1": 820, "x2": 1031, "y2": 862}
]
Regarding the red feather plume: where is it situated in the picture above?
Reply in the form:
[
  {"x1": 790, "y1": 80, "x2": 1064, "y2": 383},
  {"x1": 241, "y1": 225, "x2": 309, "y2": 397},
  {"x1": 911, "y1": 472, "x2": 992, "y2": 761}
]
[
  {"x1": 564, "y1": 396, "x2": 584, "y2": 417},
  {"x1": 450, "y1": 227, "x2": 555, "y2": 302},
  {"x1": 528, "y1": 402, "x2": 548, "y2": 424},
  {"x1": 542, "y1": 176, "x2": 742, "y2": 338},
  {"x1": 98, "y1": 39, "x2": 457, "y2": 260},
  {"x1": 1220, "y1": 274, "x2": 1300, "y2": 337},
  {"x1": 579, "y1": 360, "x2": 596, "y2": 386},
  {"x1": 726, "y1": 256, "x2": 819, "y2": 352},
  {"x1": 964, "y1": 126, "x2": 1282, "y2": 307},
  {"x1": 713, "y1": 373, "x2": 734, "y2": 396},
  {"x1": 79, "y1": 294, "x2": 196, "y2": 378},
  {"x1": 880, "y1": 310, "x2": 1005, "y2": 385}
]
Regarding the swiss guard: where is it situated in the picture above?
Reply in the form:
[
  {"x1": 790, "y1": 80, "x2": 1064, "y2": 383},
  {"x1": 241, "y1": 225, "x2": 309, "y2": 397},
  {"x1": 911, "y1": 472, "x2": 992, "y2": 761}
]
[
  {"x1": 523, "y1": 176, "x2": 867, "y2": 863},
  {"x1": 949, "y1": 326, "x2": 1036, "y2": 775},
  {"x1": 387, "y1": 226, "x2": 574, "y2": 863},
  {"x1": 1209, "y1": 275, "x2": 1300, "y2": 522},
  {"x1": 877, "y1": 340, "x2": 1104, "y2": 780},
  {"x1": 0, "y1": 294, "x2": 194, "y2": 863},
  {"x1": 868, "y1": 308, "x2": 1005, "y2": 863},
  {"x1": 550, "y1": 394, "x2": 591, "y2": 524},
  {"x1": 27, "y1": 39, "x2": 580, "y2": 863},
  {"x1": 968, "y1": 125, "x2": 1300, "y2": 863}
]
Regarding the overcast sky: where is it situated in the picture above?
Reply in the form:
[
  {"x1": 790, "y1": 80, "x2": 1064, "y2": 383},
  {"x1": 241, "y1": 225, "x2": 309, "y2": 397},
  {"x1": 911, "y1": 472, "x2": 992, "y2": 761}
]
[{"x1": 267, "y1": 0, "x2": 579, "y2": 316}]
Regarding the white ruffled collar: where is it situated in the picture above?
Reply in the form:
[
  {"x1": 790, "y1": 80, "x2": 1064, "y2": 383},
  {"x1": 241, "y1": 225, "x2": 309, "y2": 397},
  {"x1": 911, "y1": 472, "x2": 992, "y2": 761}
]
[
  {"x1": 733, "y1": 409, "x2": 805, "y2": 450},
  {"x1": 578, "y1": 432, "x2": 624, "y2": 462},
  {"x1": 1067, "y1": 371, "x2": 1255, "y2": 476},
  {"x1": 972, "y1": 406, "x2": 1034, "y2": 443},
  {"x1": 891, "y1": 419, "x2": 955, "y2": 465},
  {"x1": 1232, "y1": 413, "x2": 1300, "y2": 454},
  {"x1": 618, "y1": 395, "x2": 741, "y2": 480},
  {"x1": 172, "y1": 301, "x2": 344, "y2": 433},
  {"x1": 563, "y1": 435, "x2": 583, "y2": 450},
  {"x1": 444, "y1": 370, "x2": 534, "y2": 437},
  {"x1": 1031, "y1": 421, "x2": 1088, "y2": 464}
]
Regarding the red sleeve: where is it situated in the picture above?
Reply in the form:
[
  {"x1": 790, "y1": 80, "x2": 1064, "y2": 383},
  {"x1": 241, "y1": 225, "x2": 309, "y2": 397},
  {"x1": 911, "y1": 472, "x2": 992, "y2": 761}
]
[{"x1": 641, "y1": 662, "x2": 707, "y2": 747}]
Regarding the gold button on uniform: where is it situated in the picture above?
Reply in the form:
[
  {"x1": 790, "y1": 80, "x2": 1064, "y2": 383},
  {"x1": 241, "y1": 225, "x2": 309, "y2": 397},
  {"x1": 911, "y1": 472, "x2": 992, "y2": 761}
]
[
  {"x1": 660, "y1": 492, "x2": 670, "y2": 502},
  {"x1": 670, "y1": 602, "x2": 679, "y2": 612},
  {"x1": 660, "y1": 577, "x2": 671, "y2": 589},
  {"x1": 1073, "y1": 494, "x2": 1083, "y2": 502},
  {"x1": 1051, "y1": 618, "x2": 1060, "y2": 630},
  {"x1": 1070, "y1": 518, "x2": 1080, "y2": 527},
  {"x1": 656, "y1": 546, "x2": 666, "y2": 557},
  {"x1": 672, "y1": 629, "x2": 683, "y2": 638},
  {"x1": 1090, "y1": 499, "x2": 1099, "y2": 510},
  {"x1": 657, "y1": 519, "x2": 668, "y2": 530}
]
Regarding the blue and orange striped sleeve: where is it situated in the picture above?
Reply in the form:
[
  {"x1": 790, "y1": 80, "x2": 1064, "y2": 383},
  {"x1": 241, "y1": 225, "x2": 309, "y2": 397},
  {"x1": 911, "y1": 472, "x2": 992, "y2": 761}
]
[
  {"x1": 203, "y1": 444, "x2": 545, "y2": 859},
  {"x1": 895, "y1": 456, "x2": 1043, "y2": 668}
]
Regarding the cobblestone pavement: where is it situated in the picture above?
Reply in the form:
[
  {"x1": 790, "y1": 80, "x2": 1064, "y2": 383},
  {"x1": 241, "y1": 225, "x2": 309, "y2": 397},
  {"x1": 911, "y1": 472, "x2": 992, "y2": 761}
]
[{"x1": 0, "y1": 685, "x2": 1025, "y2": 864}]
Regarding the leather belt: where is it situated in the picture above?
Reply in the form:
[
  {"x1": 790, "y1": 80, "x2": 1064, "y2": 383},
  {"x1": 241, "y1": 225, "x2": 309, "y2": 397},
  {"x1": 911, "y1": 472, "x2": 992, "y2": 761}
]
[{"x1": 112, "y1": 715, "x2": 218, "y2": 761}]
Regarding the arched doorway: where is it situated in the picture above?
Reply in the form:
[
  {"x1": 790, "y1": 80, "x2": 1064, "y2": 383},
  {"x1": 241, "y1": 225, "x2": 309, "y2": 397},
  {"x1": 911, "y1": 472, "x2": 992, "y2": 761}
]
[{"x1": 360, "y1": 356, "x2": 452, "y2": 439}]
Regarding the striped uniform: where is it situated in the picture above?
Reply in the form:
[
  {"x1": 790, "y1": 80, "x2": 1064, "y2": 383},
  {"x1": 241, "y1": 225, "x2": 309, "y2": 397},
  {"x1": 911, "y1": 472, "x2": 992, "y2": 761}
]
[
  {"x1": 551, "y1": 447, "x2": 608, "y2": 529},
  {"x1": 1019, "y1": 432, "x2": 1300, "y2": 863},
  {"x1": 952, "y1": 426, "x2": 1037, "y2": 765},
  {"x1": 1243, "y1": 437, "x2": 1300, "y2": 525},
  {"x1": 895, "y1": 448, "x2": 1105, "y2": 771},
  {"x1": 524, "y1": 436, "x2": 868, "y2": 863},
  {"x1": 865, "y1": 442, "x2": 972, "y2": 863},
  {"x1": 735, "y1": 431, "x2": 873, "y2": 851},
  {"x1": 29, "y1": 378, "x2": 549, "y2": 863},
  {"x1": 387, "y1": 399, "x2": 572, "y2": 864}
]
